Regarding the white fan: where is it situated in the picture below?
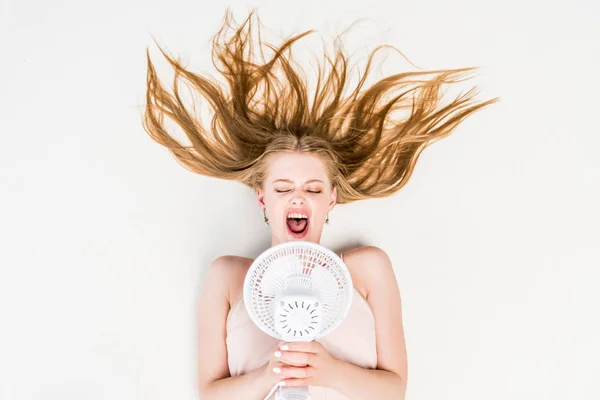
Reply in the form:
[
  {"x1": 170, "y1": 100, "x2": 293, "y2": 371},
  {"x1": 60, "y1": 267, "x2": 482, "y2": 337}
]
[{"x1": 243, "y1": 241, "x2": 354, "y2": 400}]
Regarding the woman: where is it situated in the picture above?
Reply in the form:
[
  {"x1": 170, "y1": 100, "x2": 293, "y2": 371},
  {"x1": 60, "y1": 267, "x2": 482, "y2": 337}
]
[{"x1": 142, "y1": 9, "x2": 498, "y2": 400}]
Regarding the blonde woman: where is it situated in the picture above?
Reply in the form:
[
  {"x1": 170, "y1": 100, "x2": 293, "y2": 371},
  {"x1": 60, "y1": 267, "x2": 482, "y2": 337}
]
[{"x1": 143, "y1": 9, "x2": 498, "y2": 400}]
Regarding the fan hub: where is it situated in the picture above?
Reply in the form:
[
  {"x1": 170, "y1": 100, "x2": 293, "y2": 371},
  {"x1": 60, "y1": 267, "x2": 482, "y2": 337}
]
[{"x1": 275, "y1": 294, "x2": 322, "y2": 341}]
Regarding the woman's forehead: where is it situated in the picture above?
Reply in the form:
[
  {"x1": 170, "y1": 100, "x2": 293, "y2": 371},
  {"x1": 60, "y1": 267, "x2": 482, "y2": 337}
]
[
  {"x1": 266, "y1": 153, "x2": 329, "y2": 182},
  {"x1": 273, "y1": 178, "x2": 324, "y2": 184}
]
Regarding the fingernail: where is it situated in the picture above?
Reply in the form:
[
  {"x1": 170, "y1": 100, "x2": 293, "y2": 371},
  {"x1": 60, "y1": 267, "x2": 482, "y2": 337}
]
[
  {"x1": 273, "y1": 367, "x2": 281, "y2": 373},
  {"x1": 274, "y1": 351, "x2": 281, "y2": 358},
  {"x1": 280, "y1": 344, "x2": 289, "y2": 351}
]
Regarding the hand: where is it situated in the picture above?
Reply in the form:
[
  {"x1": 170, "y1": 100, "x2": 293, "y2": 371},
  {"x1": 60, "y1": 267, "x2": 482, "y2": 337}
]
[
  {"x1": 260, "y1": 341, "x2": 288, "y2": 389},
  {"x1": 269, "y1": 340, "x2": 344, "y2": 389}
]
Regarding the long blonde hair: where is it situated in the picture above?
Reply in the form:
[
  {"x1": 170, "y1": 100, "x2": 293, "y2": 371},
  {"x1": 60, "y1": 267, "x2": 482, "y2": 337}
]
[{"x1": 142, "y1": 9, "x2": 499, "y2": 204}]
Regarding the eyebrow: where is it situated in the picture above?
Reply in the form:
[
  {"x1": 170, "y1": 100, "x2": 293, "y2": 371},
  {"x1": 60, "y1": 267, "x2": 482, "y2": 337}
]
[{"x1": 273, "y1": 179, "x2": 324, "y2": 184}]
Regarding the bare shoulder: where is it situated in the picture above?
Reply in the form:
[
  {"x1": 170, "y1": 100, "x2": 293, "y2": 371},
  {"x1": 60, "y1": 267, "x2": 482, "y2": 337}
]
[
  {"x1": 209, "y1": 247, "x2": 393, "y2": 306},
  {"x1": 343, "y1": 246, "x2": 407, "y2": 381},
  {"x1": 341, "y1": 246, "x2": 394, "y2": 299},
  {"x1": 207, "y1": 255, "x2": 254, "y2": 307},
  {"x1": 197, "y1": 254, "x2": 254, "y2": 391}
]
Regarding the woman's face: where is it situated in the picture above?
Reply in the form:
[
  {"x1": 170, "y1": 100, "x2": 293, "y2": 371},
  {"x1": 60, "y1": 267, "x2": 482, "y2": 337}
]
[{"x1": 256, "y1": 152, "x2": 337, "y2": 246}]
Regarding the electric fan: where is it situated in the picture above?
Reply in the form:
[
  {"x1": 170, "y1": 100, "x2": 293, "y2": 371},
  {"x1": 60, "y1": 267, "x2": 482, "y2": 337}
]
[{"x1": 243, "y1": 241, "x2": 354, "y2": 400}]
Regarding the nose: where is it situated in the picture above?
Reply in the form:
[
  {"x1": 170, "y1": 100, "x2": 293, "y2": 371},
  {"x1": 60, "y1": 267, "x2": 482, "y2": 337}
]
[{"x1": 290, "y1": 191, "x2": 306, "y2": 205}]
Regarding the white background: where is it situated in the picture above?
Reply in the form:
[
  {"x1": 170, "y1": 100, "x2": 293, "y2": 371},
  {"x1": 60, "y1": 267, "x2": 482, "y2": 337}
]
[{"x1": 1, "y1": 0, "x2": 598, "y2": 399}]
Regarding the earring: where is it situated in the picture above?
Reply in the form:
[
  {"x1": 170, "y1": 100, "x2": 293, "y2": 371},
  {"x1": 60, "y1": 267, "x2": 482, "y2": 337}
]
[
  {"x1": 326, "y1": 213, "x2": 330, "y2": 224},
  {"x1": 263, "y1": 209, "x2": 269, "y2": 225}
]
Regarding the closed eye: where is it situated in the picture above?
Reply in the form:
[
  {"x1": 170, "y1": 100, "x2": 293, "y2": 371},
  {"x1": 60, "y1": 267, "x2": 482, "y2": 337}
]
[{"x1": 275, "y1": 189, "x2": 321, "y2": 194}]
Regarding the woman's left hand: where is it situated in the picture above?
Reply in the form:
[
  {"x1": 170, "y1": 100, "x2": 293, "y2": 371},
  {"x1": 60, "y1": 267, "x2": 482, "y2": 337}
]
[{"x1": 272, "y1": 340, "x2": 345, "y2": 388}]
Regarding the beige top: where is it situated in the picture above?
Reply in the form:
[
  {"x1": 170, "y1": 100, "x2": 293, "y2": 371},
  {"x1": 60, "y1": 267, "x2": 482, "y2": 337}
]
[{"x1": 225, "y1": 254, "x2": 377, "y2": 399}]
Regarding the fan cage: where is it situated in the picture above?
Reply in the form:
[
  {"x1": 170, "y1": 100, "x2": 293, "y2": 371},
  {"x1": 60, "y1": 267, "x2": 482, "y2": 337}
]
[{"x1": 244, "y1": 241, "x2": 353, "y2": 339}]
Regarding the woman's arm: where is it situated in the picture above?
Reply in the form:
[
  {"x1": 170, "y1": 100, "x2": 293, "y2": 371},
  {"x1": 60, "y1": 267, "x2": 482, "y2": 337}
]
[
  {"x1": 331, "y1": 361, "x2": 406, "y2": 400},
  {"x1": 197, "y1": 256, "x2": 277, "y2": 400},
  {"x1": 200, "y1": 363, "x2": 276, "y2": 400},
  {"x1": 333, "y1": 246, "x2": 409, "y2": 400}
]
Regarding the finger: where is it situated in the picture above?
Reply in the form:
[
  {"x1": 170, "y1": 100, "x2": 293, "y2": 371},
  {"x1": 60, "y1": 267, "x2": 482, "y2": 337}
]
[
  {"x1": 278, "y1": 350, "x2": 319, "y2": 367},
  {"x1": 273, "y1": 350, "x2": 305, "y2": 367},
  {"x1": 279, "y1": 341, "x2": 320, "y2": 354},
  {"x1": 272, "y1": 350, "x2": 301, "y2": 367},
  {"x1": 275, "y1": 366, "x2": 314, "y2": 379},
  {"x1": 280, "y1": 378, "x2": 310, "y2": 388}
]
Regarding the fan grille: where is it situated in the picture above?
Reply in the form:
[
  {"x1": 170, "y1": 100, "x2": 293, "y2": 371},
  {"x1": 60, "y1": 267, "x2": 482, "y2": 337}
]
[{"x1": 244, "y1": 242, "x2": 353, "y2": 340}]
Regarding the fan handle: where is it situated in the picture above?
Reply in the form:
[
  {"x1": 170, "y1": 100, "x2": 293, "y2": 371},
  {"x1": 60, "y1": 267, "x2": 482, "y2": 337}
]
[{"x1": 276, "y1": 386, "x2": 310, "y2": 400}]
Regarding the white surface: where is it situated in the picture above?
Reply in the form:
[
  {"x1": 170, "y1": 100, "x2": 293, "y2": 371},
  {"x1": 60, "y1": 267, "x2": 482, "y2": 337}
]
[{"x1": 0, "y1": 1, "x2": 598, "y2": 399}]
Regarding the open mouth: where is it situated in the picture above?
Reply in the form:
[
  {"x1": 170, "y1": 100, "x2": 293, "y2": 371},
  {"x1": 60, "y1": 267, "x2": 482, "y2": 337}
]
[{"x1": 286, "y1": 214, "x2": 309, "y2": 238}]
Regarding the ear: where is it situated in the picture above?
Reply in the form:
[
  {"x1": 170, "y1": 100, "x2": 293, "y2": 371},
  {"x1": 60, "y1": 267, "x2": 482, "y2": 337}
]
[
  {"x1": 329, "y1": 186, "x2": 337, "y2": 211},
  {"x1": 256, "y1": 187, "x2": 266, "y2": 209}
]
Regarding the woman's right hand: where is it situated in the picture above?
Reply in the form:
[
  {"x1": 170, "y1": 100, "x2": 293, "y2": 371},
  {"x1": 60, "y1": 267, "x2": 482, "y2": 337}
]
[
  {"x1": 261, "y1": 340, "x2": 312, "y2": 389},
  {"x1": 260, "y1": 341, "x2": 288, "y2": 388}
]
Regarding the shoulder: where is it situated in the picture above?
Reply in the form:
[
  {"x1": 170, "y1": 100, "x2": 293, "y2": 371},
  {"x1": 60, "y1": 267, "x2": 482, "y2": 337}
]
[
  {"x1": 347, "y1": 247, "x2": 407, "y2": 380},
  {"x1": 350, "y1": 245, "x2": 391, "y2": 261},
  {"x1": 342, "y1": 245, "x2": 393, "y2": 275},
  {"x1": 208, "y1": 254, "x2": 252, "y2": 270},
  {"x1": 342, "y1": 246, "x2": 395, "y2": 298},
  {"x1": 206, "y1": 255, "x2": 254, "y2": 306}
]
